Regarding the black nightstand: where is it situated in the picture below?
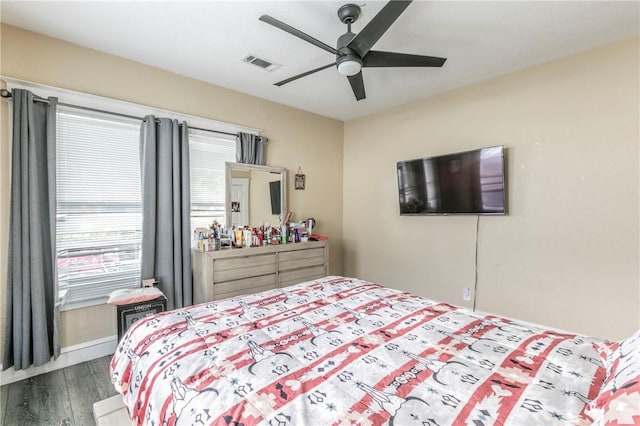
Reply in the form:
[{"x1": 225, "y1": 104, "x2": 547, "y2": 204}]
[{"x1": 116, "y1": 296, "x2": 167, "y2": 340}]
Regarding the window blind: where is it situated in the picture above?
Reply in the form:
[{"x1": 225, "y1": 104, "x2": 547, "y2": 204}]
[
  {"x1": 56, "y1": 107, "x2": 237, "y2": 306},
  {"x1": 56, "y1": 106, "x2": 142, "y2": 304},
  {"x1": 189, "y1": 129, "x2": 236, "y2": 230}
]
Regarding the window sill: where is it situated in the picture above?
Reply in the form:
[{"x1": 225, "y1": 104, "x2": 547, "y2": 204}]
[{"x1": 60, "y1": 296, "x2": 110, "y2": 312}]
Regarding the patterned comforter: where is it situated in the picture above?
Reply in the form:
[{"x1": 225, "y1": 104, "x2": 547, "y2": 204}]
[{"x1": 111, "y1": 276, "x2": 607, "y2": 425}]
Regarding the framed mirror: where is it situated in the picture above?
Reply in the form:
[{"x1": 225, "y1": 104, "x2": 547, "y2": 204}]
[{"x1": 225, "y1": 162, "x2": 287, "y2": 229}]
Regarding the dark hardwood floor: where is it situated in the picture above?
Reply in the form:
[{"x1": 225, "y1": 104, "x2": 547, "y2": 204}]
[{"x1": 0, "y1": 355, "x2": 118, "y2": 426}]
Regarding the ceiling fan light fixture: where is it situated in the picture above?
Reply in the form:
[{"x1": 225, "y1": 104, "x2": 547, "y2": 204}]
[
  {"x1": 260, "y1": 1, "x2": 446, "y2": 101},
  {"x1": 337, "y1": 58, "x2": 362, "y2": 76}
]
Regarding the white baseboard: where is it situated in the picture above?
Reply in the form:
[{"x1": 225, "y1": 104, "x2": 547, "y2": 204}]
[{"x1": 0, "y1": 335, "x2": 118, "y2": 385}]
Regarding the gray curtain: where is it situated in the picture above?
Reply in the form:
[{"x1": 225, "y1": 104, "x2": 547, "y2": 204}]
[
  {"x1": 3, "y1": 88, "x2": 60, "y2": 371},
  {"x1": 140, "y1": 116, "x2": 192, "y2": 310},
  {"x1": 236, "y1": 132, "x2": 268, "y2": 165}
]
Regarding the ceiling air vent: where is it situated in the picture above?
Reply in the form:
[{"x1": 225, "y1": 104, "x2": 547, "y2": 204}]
[{"x1": 243, "y1": 54, "x2": 280, "y2": 72}]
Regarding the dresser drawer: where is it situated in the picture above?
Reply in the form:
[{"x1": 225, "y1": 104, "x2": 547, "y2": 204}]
[
  {"x1": 279, "y1": 265, "x2": 327, "y2": 288},
  {"x1": 214, "y1": 274, "x2": 277, "y2": 295},
  {"x1": 215, "y1": 284, "x2": 275, "y2": 301},
  {"x1": 213, "y1": 253, "x2": 276, "y2": 271},
  {"x1": 279, "y1": 248, "x2": 325, "y2": 271},
  {"x1": 213, "y1": 253, "x2": 277, "y2": 282}
]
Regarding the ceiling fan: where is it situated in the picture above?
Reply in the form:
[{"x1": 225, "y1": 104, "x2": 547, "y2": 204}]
[{"x1": 259, "y1": 0, "x2": 447, "y2": 101}]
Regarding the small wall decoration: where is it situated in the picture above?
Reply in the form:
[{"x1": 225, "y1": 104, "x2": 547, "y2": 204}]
[
  {"x1": 295, "y1": 166, "x2": 306, "y2": 190},
  {"x1": 231, "y1": 201, "x2": 240, "y2": 212}
]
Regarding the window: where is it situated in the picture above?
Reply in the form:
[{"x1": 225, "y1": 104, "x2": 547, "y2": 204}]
[
  {"x1": 56, "y1": 106, "x2": 142, "y2": 306},
  {"x1": 56, "y1": 107, "x2": 237, "y2": 307},
  {"x1": 189, "y1": 129, "x2": 236, "y2": 230},
  {"x1": 4, "y1": 78, "x2": 252, "y2": 308}
]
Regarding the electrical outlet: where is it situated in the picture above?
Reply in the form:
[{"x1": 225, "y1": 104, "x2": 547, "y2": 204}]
[{"x1": 463, "y1": 287, "x2": 471, "y2": 301}]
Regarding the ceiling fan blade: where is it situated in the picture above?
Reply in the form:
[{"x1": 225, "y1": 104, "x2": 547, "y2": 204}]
[
  {"x1": 259, "y1": 15, "x2": 343, "y2": 56},
  {"x1": 347, "y1": 72, "x2": 366, "y2": 101},
  {"x1": 347, "y1": 0, "x2": 412, "y2": 58},
  {"x1": 274, "y1": 62, "x2": 336, "y2": 86},
  {"x1": 363, "y1": 50, "x2": 447, "y2": 67}
]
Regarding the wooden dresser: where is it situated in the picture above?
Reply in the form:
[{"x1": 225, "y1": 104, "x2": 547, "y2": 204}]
[{"x1": 192, "y1": 241, "x2": 329, "y2": 303}]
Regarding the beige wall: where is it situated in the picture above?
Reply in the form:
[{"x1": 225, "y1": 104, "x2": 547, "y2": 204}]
[
  {"x1": 343, "y1": 37, "x2": 639, "y2": 341},
  {"x1": 0, "y1": 24, "x2": 344, "y2": 351}
]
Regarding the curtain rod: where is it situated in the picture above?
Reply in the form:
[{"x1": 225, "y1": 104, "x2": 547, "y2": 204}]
[{"x1": 0, "y1": 89, "x2": 240, "y2": 138}]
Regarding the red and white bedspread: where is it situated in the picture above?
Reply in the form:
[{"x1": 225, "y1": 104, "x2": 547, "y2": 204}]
[{"x1": 110, "y1": 276, "x2": 635, "y2": 426}]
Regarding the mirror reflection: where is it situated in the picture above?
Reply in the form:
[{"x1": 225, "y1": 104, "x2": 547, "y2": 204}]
[{"x1": 225, "y1": 162, "x2": 287, "y2": 229}]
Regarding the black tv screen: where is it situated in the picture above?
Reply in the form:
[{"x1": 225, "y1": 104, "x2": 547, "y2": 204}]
[{"x1": 397, "y1": 146, "x2": 506, "y2": 215}]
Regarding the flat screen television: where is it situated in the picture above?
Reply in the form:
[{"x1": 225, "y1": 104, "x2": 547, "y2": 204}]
[
  {"x1": 397, "y1": 145, "x2": 506, "y2": 215},
  {"x1": 269, "y1": 180, "x2": 281, "y2": 215}
]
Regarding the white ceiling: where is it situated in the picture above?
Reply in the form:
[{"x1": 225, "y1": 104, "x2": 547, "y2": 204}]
[{"x1": 1, "y1": 1, "x2": 638, "y2": 121}]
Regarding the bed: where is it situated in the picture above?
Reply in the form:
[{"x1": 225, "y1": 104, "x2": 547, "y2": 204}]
[{"x1": 110, "y1": 276, "x2": 639, "y2": 425}]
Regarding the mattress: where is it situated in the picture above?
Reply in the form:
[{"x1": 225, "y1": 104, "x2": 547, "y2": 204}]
[{"x1": 110, "y1": 276, "x2": 639, "y2": 425}]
